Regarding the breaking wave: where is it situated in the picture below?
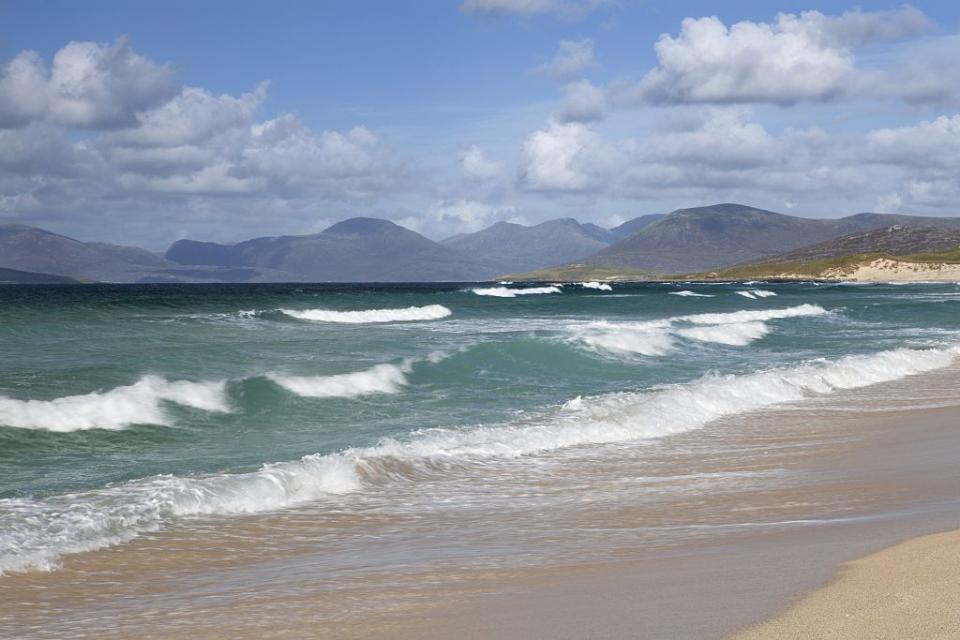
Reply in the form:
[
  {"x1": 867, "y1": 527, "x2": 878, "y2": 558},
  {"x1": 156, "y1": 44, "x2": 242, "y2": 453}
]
[
  {"x1": 736, "y1": 289, "x2": 778, "y2": 299},
  {"x1": 472, "y1": 286, "x2": 562, "y2": 298},
  {"x1": 268, "y1": 363, "x2": 411, "y2": 398},
  {"x1": 578, "y1": 282, "x2": 613, "y2": 291},
  {"x1": 267, "y1": 351, "x2": 453, "y2": 399},
  {"x1": 670, "y1": 290, "x2": 715, "y2": 297},
  {"x1": 280, "y1": 304, "x2": 451, "y2": 323},
  {"x1": 569, "y1": 304, "x2": 827, "y2": 356},
  {"x1": 3, "y1": 343, "x2": 953, "y2": 574},
  {"x1": 0, "y1": 376, "x2": 230, "y2": 432}
]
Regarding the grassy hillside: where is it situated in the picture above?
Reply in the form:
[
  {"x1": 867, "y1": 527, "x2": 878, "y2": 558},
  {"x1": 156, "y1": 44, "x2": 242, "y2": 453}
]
[{"x1": 702, "y1": 248, "x2": 960, "y2": 280}]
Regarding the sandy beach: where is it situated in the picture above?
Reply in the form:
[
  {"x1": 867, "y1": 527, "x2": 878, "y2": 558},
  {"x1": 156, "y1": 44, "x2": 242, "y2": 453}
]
[
  {"x1": 733, "y1": 528, "x2": 960, "y2": 640},
  {"x1": 3, "y1": 361, "x2": 959, "y2": 639}
]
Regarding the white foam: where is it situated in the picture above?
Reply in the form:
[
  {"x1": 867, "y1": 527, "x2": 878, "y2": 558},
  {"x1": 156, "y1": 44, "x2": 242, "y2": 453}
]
[
  {"x1": 676, "y1": 321, "x2": 770, "y2": 346},
  {"x1": 670, "y1": 290, "x2": 715, "y2": 297},
  {"x1": 472, "y1": 286, "x2": 562, "y2": 298},
  {"x1": 569, "y1": 305, "x2": 827, "y2": 356},
  {"x1": 578, "y1": 282, "x2": 613, "y2": 291},
  {"x1": 0, "y1": 376, "x2": 230, "y2": 432},
  {"x1": 280, "y1": 304, "x2": 451, "y2": 323},
  {"x1": 4, "y1": 343, "x2": 953, "y2": 574},
  {"x1": 268, "y1": 362, "x2": 412, "y2": 398},
  {"x1": 681, "y1": 304, "x2": 826, "y2": 326},
  {"x1": 572, "y1": 320, "x2": 675, "y2": 356},
  {"x1": 736, "y1": 289, "x2": 778, "y2": 299}
]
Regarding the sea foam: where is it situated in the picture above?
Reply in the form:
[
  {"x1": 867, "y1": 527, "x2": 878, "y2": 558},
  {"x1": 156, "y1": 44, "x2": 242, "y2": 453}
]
[
  {"x1": 268, "y1": 362, "x2": 412, "y2": 398},
  {"x1": 736, "y1": 289, "x2": 778, "y2": 299},
  {"x1": 2, "y1": 343, "x2": 954, "y2": 574},
  {"x1": 0, "y1": 376, "x2": 230, "y2": 431},
  {"x1": 670, "y1": 290, "x2": 715, "y2": 297},
  {"x1": 472, "y1": 286, "x2": 562, "y2": 297},
  {"x1": 570, "y1": 304, "x2": 827, "y2": 355},
  {"x1": 280, "y1": 304, "x2": 451, "y2": 323},
  {"x1": 578, "y1": 282, "x2": 613, "y2": 291}
]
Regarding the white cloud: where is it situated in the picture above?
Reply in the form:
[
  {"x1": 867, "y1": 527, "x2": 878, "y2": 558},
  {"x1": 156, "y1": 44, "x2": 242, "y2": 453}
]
[
  {"x1": 864, "y1": 115, "x2": 960, "y2": 210},
  {"x1": 519, "y1": 120, "x2": 621, "y2": 192},
  {"x1": 460, "y1": 145, "x2": 502, "y2": 181},
  {"x1": 0, "y1": 39, "x2": 408, "y2": 244},
  {"x1": 431, "y1": 198, "x2": 518, "y2": 233},
  {"x1": 0, "y1": 38, "x2": 177, "y2": 129},
  {"x1": 559, "y1": 80, "x2": 606, "y2": 122},
  {"x1": 533, "y1": 39, "x2": 598, "y2": 80},
  {"x1": 627, "y1": 7, "x2": 937, "y2": 106},
  {"x1": 865, "y1": 115, "x2": 960, "y2": 169}
]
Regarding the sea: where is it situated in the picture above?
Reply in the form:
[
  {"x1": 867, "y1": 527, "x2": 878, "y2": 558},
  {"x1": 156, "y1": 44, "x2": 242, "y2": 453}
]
[{"x1": 2, "y1": 280, "x2": 960, "y2": 636}]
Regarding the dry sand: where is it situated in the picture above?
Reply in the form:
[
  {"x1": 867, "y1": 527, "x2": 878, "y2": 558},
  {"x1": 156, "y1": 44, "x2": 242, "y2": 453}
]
[
  {"x1": 825, "y1": 257, "x2": 960, "y2": 282},
  {"x1": 731, "y1": 528, "x2": 960, "y2": 640},
  {"x1": 763, "y1": 257, "x2": 960, "y2": 282}
]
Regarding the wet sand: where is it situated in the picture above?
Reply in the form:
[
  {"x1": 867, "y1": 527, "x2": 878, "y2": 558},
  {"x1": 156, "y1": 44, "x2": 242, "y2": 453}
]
[
  {"x1": 2, "y1": 368, "x2": 959, "y2": 639},
  {"x1": 393, "y1": 403, "x2": 960, "y2": 640}
]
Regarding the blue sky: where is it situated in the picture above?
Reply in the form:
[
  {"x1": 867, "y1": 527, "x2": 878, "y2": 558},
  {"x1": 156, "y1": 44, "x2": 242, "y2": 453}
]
[{"x1": 2, "y1": 1, "x2": 960, "y2": 248}]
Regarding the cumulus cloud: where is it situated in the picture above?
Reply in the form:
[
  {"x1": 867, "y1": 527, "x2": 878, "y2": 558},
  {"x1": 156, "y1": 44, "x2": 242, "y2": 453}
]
[
  {"x1": 0, "y1": 39, "x2": 406, "y2": 244},
  {"x1": 533, "y1": 39, "x2": 598, "y2": 80},
  {"x1": 460, "y1": 145, "x2": 502, "y2": 181},
  {"x1": 432, "y1": 198, "x2": 518, "y2": 233},
  {"x1": 559, "y1": 80, "x2": 606, "y2": 122},
  {"x1": 460, "y1": 0, "x2": 605, "y2": 18},
  {"x1": 518, "y1": 107, "x2": 884, "y2": 203},
  {"x1": 0, "y1": 38, "x2": 177, "y2": 128},
  {"x1": 519, "y1": 120, "x2": 621, "y2": 192},
  {"x1": 866, "y1": 115, "x2": 960, "y2": 210},
  {"x1": 625, "y1": 6, "x2": 937, "y2": 106}
]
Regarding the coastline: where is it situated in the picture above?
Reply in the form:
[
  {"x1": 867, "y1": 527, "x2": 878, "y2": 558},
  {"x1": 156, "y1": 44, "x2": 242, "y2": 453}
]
[
  {"x1": 388, "y1": 382, "x2": 960, "y2": 640},
  {"x1": 731, "y1": 528, "x2": 960, "y2": 640},
  {"x1": 3, "y1": 355, "x2": 959, "y2": 639}
]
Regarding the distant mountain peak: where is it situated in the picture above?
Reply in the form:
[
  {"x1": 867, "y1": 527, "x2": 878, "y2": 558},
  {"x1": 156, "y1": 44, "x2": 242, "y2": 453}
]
[{"x1": 322, "y1": 217, "x2": 401, "y2": 235}]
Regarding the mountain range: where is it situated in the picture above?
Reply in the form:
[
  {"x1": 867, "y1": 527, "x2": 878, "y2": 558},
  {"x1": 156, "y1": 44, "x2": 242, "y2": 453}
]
[{"x1": 2, "y1": 204, "x2": 960, "y2": 283}]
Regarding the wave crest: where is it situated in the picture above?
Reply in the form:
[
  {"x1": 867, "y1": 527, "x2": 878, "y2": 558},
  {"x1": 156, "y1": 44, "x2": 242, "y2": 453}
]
[
  {"x1": 268, "y1": 362, "x2": 412, "y2": 398},
  {"x1": 736, "y1": 289, "x2": 778, "y2": 299},
  {"x1": 4, "y1": 343, "x2": 953, "y2": 574},
  {"x1": 0, "y1": 376, "x2": 230, "y2": 432},
  {"x1": 578, "y1": 282, "x2": 613, "y2": 291},
  {"x1": 472, "y1": 286, "x2": 561, "y2": 298},
  {"x1": 569, "y1": 305, "x2": 827, "y2": 355},
  {"x1": 280, "y1": 304, "x2": 451, "y2": 323}
]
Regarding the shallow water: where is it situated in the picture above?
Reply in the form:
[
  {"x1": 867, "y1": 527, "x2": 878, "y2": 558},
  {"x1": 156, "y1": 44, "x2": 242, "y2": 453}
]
[{"x1": 2, "y1": 281, "x2": 960, "y2": 636}]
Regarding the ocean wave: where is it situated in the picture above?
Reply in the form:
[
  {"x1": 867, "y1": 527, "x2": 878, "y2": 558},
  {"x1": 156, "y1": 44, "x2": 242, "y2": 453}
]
[
  {"x1": 569, "y1": 304, "x2": 827, "y2": 355},
  {"x1": 681, "y1": 304, "x2": 826, "y2": 326},
  {"x1": 279, "y1": 304, "x2": 451, "y2": 323},
  {"x1": 578, "y1": 282, "x2": 613, "y2": 291},
  {"x1": 736, "y1": 289, "x2": 778, "y2": 299},
  {"x1": 571, "y1": 320, "x2": 675, "y2": 356},
  {"x1": 267, "y1": 351, "x2": 452, "y2": 399},
  {"x1": 669, "y1": 290, "x2": 715, "y2": 297},
  {"x1": 0, "y1": 376, "x2": 230, "y2": 432},
  {"x1": 3, "y1": 343, "x2": 953, "y2": 574},
  {"x1": 472, "y1": 286, "x2": 562, "y2": 298},
  {"x1": 675, "y1": 321, "x2": 770, "y2": 346},
  {"x1": 268, "y1": 363, "x2": 411, "y2": 398}
]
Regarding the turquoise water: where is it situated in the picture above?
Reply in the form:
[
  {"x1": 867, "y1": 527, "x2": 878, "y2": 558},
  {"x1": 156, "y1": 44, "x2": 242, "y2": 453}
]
[{"x1": 2, "y1": 281, "x2": 959, "y2": 574}]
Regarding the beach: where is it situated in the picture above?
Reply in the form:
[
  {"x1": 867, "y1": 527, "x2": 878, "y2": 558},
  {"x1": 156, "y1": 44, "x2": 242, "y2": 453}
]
[
  {"x1": 733, "y1": 528, "x2": 960, "y2": 640},
  {"x1": 3, "y1": 346, "x2": 959, "y2": 638}
]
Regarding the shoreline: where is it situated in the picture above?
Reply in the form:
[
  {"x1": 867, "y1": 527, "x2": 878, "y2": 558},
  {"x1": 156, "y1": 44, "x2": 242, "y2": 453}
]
[
  {"x1": 388, "y1": 399, "x2": 960, "y2": 640},
  {"x1": 731, "y1": 528, "x2": 960, "y2": 639},
  {"x1": 3, "y1": 365, "x2": 959, "y2": 638}
]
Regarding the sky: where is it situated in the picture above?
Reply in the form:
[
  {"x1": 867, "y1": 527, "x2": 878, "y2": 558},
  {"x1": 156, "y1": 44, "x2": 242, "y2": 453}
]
[{"x1": 2, "y1": 1, "x2": 960, "y2": 249}]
